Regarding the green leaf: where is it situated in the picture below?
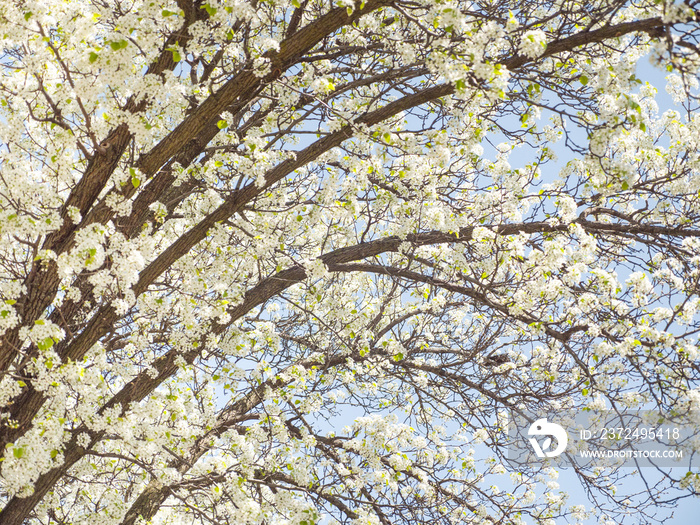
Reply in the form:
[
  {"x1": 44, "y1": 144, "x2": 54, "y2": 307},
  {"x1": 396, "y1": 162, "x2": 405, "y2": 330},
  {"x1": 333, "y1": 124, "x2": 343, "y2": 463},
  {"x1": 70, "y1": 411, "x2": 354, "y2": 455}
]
[
  {"x1": 38, "y1": 337, "x2": 55, "y2": 351},
  {"x1": 216, "y1": 119, "x2": 228, "y2": 130},
  {"x1": 579, "y1": 75, "x2": 588, "y2": 86},
  {"x1": 109, "y1": 40, "x2": 128, "y2": 51},
  {"x1": 24, "y1": 12, "x2": 32, "y2": 21},
  {"x1": 292, "y1": 0, "x2": 301, "y2": 6},
  {"x1": 171, "y1": 49, "x2": 182, "y2": 62},
  {"x1": 162, "y1": 9, "x2": 177, "y2": 16},
  {"x1": 582, "y1": 388, "x2": 589, "y2": 396},
  {"x1": 130, "y1": 167, "x2": 141, "y2": 188},
  {"x1": 202, "y1": 3, "x2": 217, "y2": 16},
  {"x1": 13, "y1": 447, "x2": 24, "y2": 459},
  {"x1": 89, "y1": 52, "x2": 99, "y2": 63},
  {"x1": 621, "y1": 181, "x2": 629, "y2": 190}
]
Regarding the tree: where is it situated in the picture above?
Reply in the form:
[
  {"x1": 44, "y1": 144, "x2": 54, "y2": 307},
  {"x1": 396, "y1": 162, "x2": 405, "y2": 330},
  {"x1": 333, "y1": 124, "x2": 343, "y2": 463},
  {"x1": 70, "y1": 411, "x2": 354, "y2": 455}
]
[{"x1": 1, "y1": 0, "x2": 700, "y2": 523}]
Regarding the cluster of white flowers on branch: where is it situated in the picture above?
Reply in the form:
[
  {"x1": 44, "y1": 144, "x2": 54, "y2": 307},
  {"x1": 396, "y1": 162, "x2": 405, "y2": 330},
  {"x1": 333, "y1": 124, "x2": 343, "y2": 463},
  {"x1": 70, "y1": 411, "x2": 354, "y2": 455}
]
[{"x1": 1, "y1": 0, "x2": 700, "y2": 524}]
